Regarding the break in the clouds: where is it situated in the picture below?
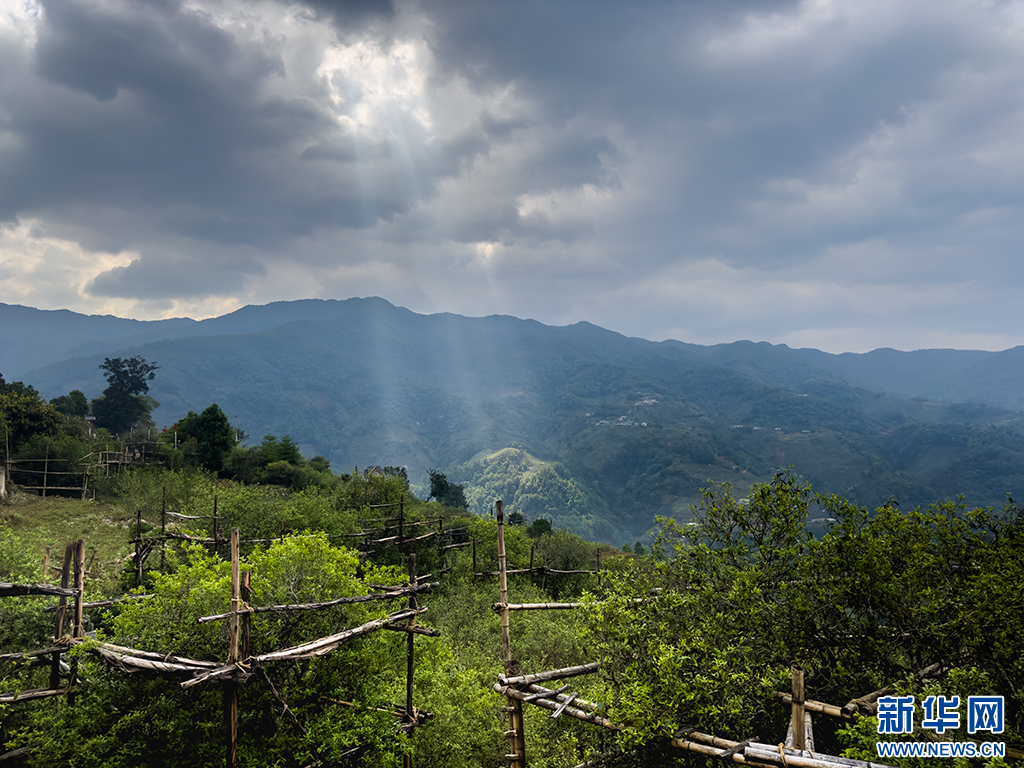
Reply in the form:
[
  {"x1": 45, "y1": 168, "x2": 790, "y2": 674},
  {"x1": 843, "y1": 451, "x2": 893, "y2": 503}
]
[{"x1": 1, "y1": 0, "x2": 1023, "y2": 352}]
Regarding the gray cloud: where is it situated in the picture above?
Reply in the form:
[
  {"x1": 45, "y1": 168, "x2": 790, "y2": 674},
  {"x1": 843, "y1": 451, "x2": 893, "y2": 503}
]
[{"x1": 1, "y1": 0, "x2": 1023, "y2": 351}]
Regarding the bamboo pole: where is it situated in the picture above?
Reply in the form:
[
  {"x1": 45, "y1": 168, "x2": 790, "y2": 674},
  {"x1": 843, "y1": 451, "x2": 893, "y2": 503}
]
[
  {"x1": 240, "y1": 571, "x2": 251, "y2": 660},
  {"x1": 499, "y1": 662, "x2": 601, "y2": 687},
  {"x1": 135, "y1": 509, "x2": 143, "y2": 587},
  {"x1": 791, "y1": 664, "x2": 806, "y2": 752},
  {"x1": 226, "y1": 527, "x2": 240, "y2": 768},
  {"x1": 775, "y1": 693, "x2": 849, "y2": 719},
  {"x1": 0, "y1": 582, "x2": 77, "y2": 598},
  {"x1": 496, "y1": 500, "x2": 526, "y2": 768},
  {"x1": 49, "y1": 543, "x2": 73, "y2": 690},
  {"x1": 196, "y1": 582, "x2": 438, "y2": 623},
  {"x1": 405, "y1": 552, "x2": 416, "y2": 768},
  {"x1": 161, "y1": 486, "x2": 166, "y2": 572},
  {"x1": 495, "y1": 602, "x2": 580, "y2": 611},
  {"x1": 73, "y1": 541, "x2": 85, "y2": 638}
]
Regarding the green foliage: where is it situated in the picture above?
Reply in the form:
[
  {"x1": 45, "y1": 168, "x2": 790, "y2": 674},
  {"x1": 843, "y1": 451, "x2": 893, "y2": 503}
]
[
  {"x1": 91, "y1": 356, "x2": 159, "y2": 435},
  {"x1": 0, "y1": 387, "x2": 62, "y2": 455},
  {"x1": 172, "y1": 404, "x2": 237, "y2": 473},
  {"x1": 7, "y1": 535, "x2": 411, "y2": 767},
  {"x1": 49, "y1": 390, "x2": 89, "y2": 418},
  {"x1": 527, "y1": 517, "x2": 552, "y2": 538},
  {"x1": 580, "y1": 471, "x2": 1024, "y2": 752},
  {"x1": 427, "y1": 469, "x2": 468, "y2": 510},
  {"x1": 261, "y1": 434, "x2": 304, "y2": 465}
]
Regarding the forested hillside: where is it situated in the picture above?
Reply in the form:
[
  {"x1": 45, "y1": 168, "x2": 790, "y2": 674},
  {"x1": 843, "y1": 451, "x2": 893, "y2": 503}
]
[
  {"x1": 1, "y1": 464, "x2": 1020, "y2": 767},
  {"x1": 5, "y1": 298, "x2": 1024, "y2": 542}
]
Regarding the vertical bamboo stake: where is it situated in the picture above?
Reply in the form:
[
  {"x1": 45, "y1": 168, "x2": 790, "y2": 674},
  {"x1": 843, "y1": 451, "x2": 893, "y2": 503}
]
[
  {"x1": 240, "y1": 571, "x2": 251, "y2": 659},
  {"x1": 497, "y1": 500, "x2": 526, "y2": 768},
  {"x1": 49, "y1": 543, "x2": 73, "y2": 690},
  {"x1": 73, "y1": 540, "x2": 85, "y2": 638},
  {"x1": 68, "y1": 540, "x2": 85, "y2": 706},
  {"x1": 472, "y1": 536, "x2": 477, "y2": 574},
  {"x1": 42, "y1": 546, "x2": 51, "y2": 584},
  {"x1": 213, "y1": 495, "x2": 219, "y2": 554},
  {"x1": 405, "y1": 552, "x2": 417, "y2": 768},
  {"x1": 42, "y1": 444, "x2": 49, "y2": 498},
  {"x1": 136, "y1": 509, "x2": 144, "y2": 587},
  {"x1": 161, "y1": 486, "x2": 167, "y2": 572},
  {"x1": 791, "y1": 664, "x2": 806, "y2": 752},
  {"x1": 226, "y1": 528, "x2": 240, "y2": 768}
]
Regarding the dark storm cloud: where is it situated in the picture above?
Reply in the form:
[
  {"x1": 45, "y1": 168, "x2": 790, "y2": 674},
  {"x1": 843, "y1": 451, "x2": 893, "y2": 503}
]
[
  {"x1": 3, "y1": 0, "x2": 1024, "y2": 352},
  {"x1": 0, "y1": 0, "x2": 463, "y2": 297}
]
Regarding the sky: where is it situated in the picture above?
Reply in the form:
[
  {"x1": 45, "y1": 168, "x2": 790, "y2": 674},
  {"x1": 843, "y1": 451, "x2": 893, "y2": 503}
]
[{"x1": 1, "y1": 0, "x2": 1023, "y2": 353}]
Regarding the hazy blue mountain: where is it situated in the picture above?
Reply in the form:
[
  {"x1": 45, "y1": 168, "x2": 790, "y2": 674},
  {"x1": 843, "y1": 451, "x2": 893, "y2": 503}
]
[{"x1": 9, "y1": 298, "x2": 1024, "y2": 542}]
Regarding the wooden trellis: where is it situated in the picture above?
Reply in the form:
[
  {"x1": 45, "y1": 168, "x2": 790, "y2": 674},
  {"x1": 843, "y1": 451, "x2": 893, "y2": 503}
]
[
  {"x1": 0, "y1": 528, "x2": 444, "y2": 768},
  {"x1": 482, "y1": 500, "x2": 922, "y2": 768}
]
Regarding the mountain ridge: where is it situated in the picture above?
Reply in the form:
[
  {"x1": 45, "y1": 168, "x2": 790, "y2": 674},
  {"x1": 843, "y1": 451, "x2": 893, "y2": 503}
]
[{"x1": 5, "y1": 298, "x2": 1024, "y2": 542}]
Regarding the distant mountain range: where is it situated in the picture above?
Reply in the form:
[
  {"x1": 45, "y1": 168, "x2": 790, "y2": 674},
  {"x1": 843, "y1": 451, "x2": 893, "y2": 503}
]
[{"x1": 4, "y1": 298, "x2": 1023, "y2": 542}]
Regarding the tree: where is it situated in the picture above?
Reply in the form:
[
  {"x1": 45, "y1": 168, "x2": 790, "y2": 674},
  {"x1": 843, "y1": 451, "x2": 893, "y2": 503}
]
[
  {"x1": 173, "y1": 404, "x2": 237, "y2": 473},
  {"x1": 50, "y1": 390, "x2": 89, "y2": 417},
  {"x1": 527, "y1": 518, "x2": 553, "y2": 538},
  {"x1": 0, "y1": 387, "x2": 62, "y2": 454},
  {"x1": 580, "y1": 471, "x2": 1024, "y2": 753},
  {"x1": 427, "y1": 469, "x2": 468, "y2": 510},
  {"x1": 261, "y1": 434, "x2": 304, "y2": 465},
  {"x1": 91, "y1": 356, "x2": 159, "y2": 434}
]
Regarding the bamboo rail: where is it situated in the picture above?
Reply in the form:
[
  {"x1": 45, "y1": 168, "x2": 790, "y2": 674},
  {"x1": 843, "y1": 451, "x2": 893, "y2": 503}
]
[
  {"x1": 499, "y1": 662, "x2": 601, "y2": 687},
  {"x1": 0, "y1": 582, "x2": 79, "y2": 598},
  {"x1": 181, "y1": 607, "x2": 427, "y2": 688},
  {"x1": 196, "y1": 583, "x2": 438, "y2": 623}
]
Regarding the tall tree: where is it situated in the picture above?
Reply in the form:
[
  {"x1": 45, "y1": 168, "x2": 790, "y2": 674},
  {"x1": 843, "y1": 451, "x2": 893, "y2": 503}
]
[
  {"x1": 50, "y1": 390, "x2": 90, "y2": 418},
  {"x1": 173, "y1": 404, "x2": 237, "y2": 473},
  {"x1": 91, "y1": 356, "x2": 159, "y2": 434},
  {"x1": 427, "y1": 468, "x2": 469, "y2": 509}
]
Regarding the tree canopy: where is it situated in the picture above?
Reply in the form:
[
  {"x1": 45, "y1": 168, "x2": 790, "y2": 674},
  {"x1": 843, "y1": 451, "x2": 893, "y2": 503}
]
[
  {"x1": 91, "y1": 357, "x2": 159, "y2": 434},
  {"x1": 427, "y1": 469, "x2": 468, "y2": 510},
  {"x1": 173, "y1": 404, "x2": 237, "y2": 473}
]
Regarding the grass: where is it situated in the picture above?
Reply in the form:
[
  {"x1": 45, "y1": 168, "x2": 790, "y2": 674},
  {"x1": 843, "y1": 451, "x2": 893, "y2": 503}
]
[{"x1": 0, "y1": 490, "x2": 134, "y2": 596}]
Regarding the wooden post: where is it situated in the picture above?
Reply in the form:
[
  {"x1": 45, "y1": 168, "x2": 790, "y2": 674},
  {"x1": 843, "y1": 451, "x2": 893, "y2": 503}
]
[
  {"x1": 42, "y1": 444, "x2": 49, "y2": 498},
  {"x1": 68, "y1": 540, "x2": 85, "y2": 706},
  {"x1": 240, "y1": 571, "x2": 252, "y2": 659},
  {"x1": 73, "y1": 540, "x2": 85, "y2": 638},
  {"x1": 226, "y1": 528, "x2": 240, "y2": 768},
  {"x1": 791, "y1": 664, "x2": 806, "y2": 752},
  {"x1": 42, "y1": 546, "x2": 51, "y2": 584},
  {"x1": 405, "y1": 552, "x2": 417, "y2": 768},
  {"x1": 497, "y1": 500, "x2": 526, "y2": 768},
  {"x1": 136, "y1": 509, "x2": 144, "y2": 587},
  {"x1": 49, "y1": 543, "x2": 74, "y2": 690},
  {"x1": 161, "y1": 486, "x2": 167, "y2": 572}
]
